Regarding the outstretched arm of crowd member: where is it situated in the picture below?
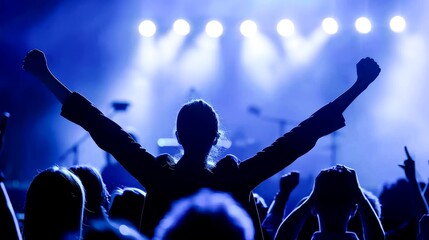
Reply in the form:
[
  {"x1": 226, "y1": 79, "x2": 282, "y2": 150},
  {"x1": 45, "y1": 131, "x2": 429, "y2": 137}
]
[
  {"x1": 22, "y1": 49, "x2": 72, "y2": 104},
  {"x1": 274, "y1": 196, "x2": 315, "y2": 240},
  {"x1": 22, "y1": 49, "x2": 156, "y2": 186},
  {"x1": 346, "y1": 167, "x2": 385, "y2": 240},
  {"x1": 0, "y1": 173, "x2": 22, "y2": 240},
  {"x1": 399, "y1": 146, "x2": 429, "y2": 217},
  {"x1": 331, "y1": 57, "x2": 381, "y2": 114},
  {"x1": 238, "y1": 57, "x2": 381, "y2": 189},
  {"x1": 262, "y1": 171, "x2": 299, "y2": 238},
  {"x1": 274, "y1": 174, "x2": 318, "y2": 240}
]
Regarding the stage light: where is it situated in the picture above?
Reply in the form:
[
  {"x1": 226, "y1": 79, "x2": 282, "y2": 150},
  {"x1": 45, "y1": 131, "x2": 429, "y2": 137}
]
[
  {"x1": 277, "y1": 19, "x2": 295, "y2": 37},
  {"x1": 138, "y1": 20, "x2": 156, "y2": 37},
  {"x1": 321, "y1": 17, "x2": 338, "y2": 35},
  {"x1": 205, "y1": 20, "x2": 223, "y2": 38},
  {"x1": 390, "y1": 16, "x2": 406, "y2": 33},
  {"x1": 355, "y1": 17, "x2": 372, "y2": 34},
  {"x1": 240, "y1": 20, "x2": 258, "y2": 37},
  {"x1": 173, "y1": 19, "x2": 191, "y2": 36}
]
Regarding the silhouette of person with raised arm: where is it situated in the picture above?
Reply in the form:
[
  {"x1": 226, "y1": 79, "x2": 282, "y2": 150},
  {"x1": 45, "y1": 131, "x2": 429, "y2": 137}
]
[
  {"x1": 275, "y1": 165, "x2": 385, "y2": 240},
  {"x1": 262, "y1": 171, "x2": 300, "y2": 239},
  {"x1": 381, "y1": 146, "x2": 429, "y2": 239},
  {"x1": 398, "y1": 146, "x2": 429, "y2": 217},
  {"x1": 22, "y1": 49, "x2": 381, "y2": 239},
  {"x1": 291, "y1": 181, "x2": 382, "y2": 240}
]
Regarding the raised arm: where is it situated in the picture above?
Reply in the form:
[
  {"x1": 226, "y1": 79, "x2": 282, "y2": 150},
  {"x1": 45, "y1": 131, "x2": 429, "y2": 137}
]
[
  {"x1": 274, "y1": 197, "x2": 314, "y2": 240},
  {"x1": 22, "y1": 49, "x2": 157, "y2": 187},
  {"x1": 399, "y1": 146, "x2": 429, "y2": 217},
  {"x1": 22, "y1": 49, "x2": 71, "y2": 103},
  {"x1": 274, "y1": 170, "x2": 329, "y2": 240},
  {"x1": 262, "y1": 171, "x2": 300, "y2": 239},
  {"x1": 238, "y1": 57, "x2": 381, "y2": 189},
  {"x1": 348, "y1": 168, "x2": 385, "y2": 240},
  {"x1": 332, "y1": 57, "x2": 381, "y2": 113}
]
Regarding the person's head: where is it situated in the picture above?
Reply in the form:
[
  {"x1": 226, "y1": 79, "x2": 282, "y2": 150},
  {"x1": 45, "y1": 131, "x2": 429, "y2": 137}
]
[
  {"x1": 297, "y1": 187, "x2": 381, "y2": 240},
  {"x1": 69, "y1": 165, "x2": 110, "y2": 218},
  {"x1": 313, "y1": 165, "x2": 358, "y2": 231},
  {"x1": 84, "y1": 219, "x2": 147, "y2": 240},
  {"x1": 379, "y1": 178, "x2": 418, "y2": 232},
  {"x1": 175, "y1": 99, "x2": 220, "y2": 155},
  {"x1": 108, "y1": 187, "x2": 146, "y2": 229},
  {"x1": 24, "y1": 166, "x2": 85, "y2": 240},
  {"x1": 153, "y1": 188, "x2": 255, "y2": 240}
]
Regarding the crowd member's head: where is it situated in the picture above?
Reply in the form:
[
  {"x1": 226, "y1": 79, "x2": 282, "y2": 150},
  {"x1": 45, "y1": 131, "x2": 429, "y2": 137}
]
[
  {"x1": 153, "y1": 188, "x2": 254, "y2": 240},
  {"x1": 379, "y1": 178, "x2": 417, "y2": 232},
  {"x1": 69, "y1": 165, "x2": 110, "y2": 238},
  {"x1": 108, "y1": 187, "x2": 146, "y2": 229},
  {"x1": 24, "y1": 166, "x2": 85, "y2": 240},
  {"x1": 312, "y1": 165, "x2": 359, "y2": 231},
  {"x1": 176, "y1": 100, "x2": 220, "y2": 159},
  {"x1": 84, "y1": 219, "x2": 148, "y2": 240},
  {"x1": 69, "y1": 165, "x2": 110, "y2": 217}
]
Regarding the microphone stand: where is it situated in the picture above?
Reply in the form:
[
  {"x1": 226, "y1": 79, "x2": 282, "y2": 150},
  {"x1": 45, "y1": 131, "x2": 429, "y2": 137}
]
[
  {"x1": 248, "y1": 106, "x2": 296, "y2": 137},
  {"x1": 258, "y1": 116, "x2": 288, "y2": 137},
  {"x1": 330, "y1": 131, "x2": 338, "y2": 166}
]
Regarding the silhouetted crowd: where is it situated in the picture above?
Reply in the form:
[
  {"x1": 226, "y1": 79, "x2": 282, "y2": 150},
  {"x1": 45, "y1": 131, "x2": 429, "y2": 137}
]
[{"x1": 0, "y1": 50, "x2": 427, "y2": 239}]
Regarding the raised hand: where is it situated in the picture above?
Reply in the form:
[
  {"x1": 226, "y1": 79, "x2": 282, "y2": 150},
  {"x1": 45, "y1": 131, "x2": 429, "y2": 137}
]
[
  {"x1": 279, "y1": 171, "x2": 299, "y2": 194},
  {"x1": 399, "y1": 146, "x2": 417, "y2": 183},
  {"x1": 329, "y1": 57, "x2": 381, "y2": 114},
  {"x1": 356, "y1": 57, "x2": 381, "y2": 89},
  {"x1": 22, "y1": 49, "x2": 71, "y2": 103},
  {"x1": 22, "y1": 49, "x2": 50, "y2": 77}
]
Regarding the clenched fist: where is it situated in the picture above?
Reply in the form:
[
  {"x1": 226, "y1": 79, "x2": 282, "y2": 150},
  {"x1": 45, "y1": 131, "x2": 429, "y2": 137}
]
[
  {"x1": 356, "y1": 57, "x2": 381, "y2": 88},
  {"x1": 22, "y1": 49, "x2": 50, "y2": 77}
]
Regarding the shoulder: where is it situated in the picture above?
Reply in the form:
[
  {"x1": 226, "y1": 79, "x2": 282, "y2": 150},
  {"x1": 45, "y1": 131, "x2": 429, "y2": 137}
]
[
  {"x1": 156, "y1": 154, "x2": 177, "y2": 170},
  {"x1": 311, "y1": 231, "x2": 359, "y2": 240},
  {"x1": 213, "y1": 154, "x2": 240, "y2": 173}
]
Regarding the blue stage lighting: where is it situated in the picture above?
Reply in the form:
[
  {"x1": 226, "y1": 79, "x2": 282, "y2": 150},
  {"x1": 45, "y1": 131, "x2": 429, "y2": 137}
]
[
  {"x1": 173, "y1": 19, "x2": 191, "y2": 36},
  {"x1": 390, "y1": 16, "x2": 406, "y2": 33},
  {"x1": 205, "y1": 20, "x2": 223, "y2": 38},
  {"x1": 355, "y1": 17, "x2": 372, "y2": 34},
  {"x1": 240, "y1": 20, "x2": 258, "y2": 37},
  {"x1": 322, "y1": 17, "x2": 338, "y2": 35},
  {"x1": 277, "y1": 19, "x2": 295, "y2": 37},
  {"x1": 138, "y1": 20, "x2": 156, "y2": 37}
]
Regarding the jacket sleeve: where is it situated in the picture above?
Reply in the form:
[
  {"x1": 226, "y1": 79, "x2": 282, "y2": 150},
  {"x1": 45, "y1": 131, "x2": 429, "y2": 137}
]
[
  {"x1": 60, "y1": 92, "x2": 158, "y2": 187},
  {"x1": 239, "y1": 102, "x2": 345, "y2": 189}
]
